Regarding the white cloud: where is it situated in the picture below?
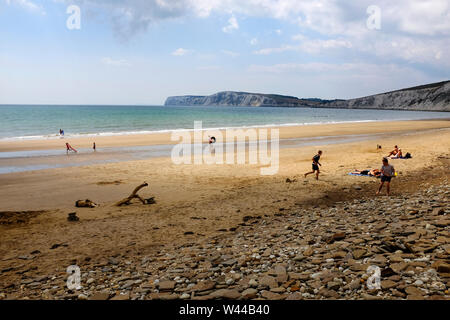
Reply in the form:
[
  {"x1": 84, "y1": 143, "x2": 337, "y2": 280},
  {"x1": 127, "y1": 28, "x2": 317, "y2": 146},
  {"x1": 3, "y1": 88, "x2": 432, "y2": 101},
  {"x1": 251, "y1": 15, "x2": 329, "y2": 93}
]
[
  {"x1": 171, "y1": 48, "x2": 191, "y2": 56},
  {"x1": 101, "y1": 57, "x2": 131, "y2": 67},
  {"x1": 253, "y1": 38, "x2": 352, "y2": 55},
  {"x1": 253, "y1": 45, "x2": 293, "y2": 55},
  {"x1": 222, "y1": 15, "x2": 239, "y2": 33},
  {"x1": 248, "y1": 62, "x2": 430, "y2": 80},
  {"x1": 247, "y1": 61, "x2": 435, "y2": 99},
  {"x1": 298, "y1": 38, "x2": 353, "y2": 53},
  {"x1": 5, "y1": 0, "x2": 46, "y2": 14},
  {"x1": 197, "y1": 65, "x2": 221, "y2": 71},
  {"x1": 222, "y1": 50, "x2": 239, "y2": 57},
  {"x1": 250, "y1": 38, "x2": 258, "y2": 46},
  {"x1": 49, "y1": 0, "x2": 450, "y2": 67}
]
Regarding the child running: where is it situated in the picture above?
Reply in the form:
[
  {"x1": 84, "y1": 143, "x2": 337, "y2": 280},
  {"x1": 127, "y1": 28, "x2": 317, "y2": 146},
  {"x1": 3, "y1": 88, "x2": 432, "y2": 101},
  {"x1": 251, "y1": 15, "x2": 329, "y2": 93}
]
[
  {"x1": 66, "y1": 142, "x2": 77, "y2": 154},
  {"x1": 304, "y1": 150, "x2": 322, "y2": 180},
  {"x1": 376, "y1": 157, "x2": 395, "y2": 196}
]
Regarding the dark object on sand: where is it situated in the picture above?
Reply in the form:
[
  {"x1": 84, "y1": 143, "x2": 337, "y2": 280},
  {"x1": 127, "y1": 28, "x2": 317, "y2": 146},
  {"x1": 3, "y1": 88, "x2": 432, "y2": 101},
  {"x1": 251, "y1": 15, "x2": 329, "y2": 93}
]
[
  {"x1": 75, "y1": 199, "x2": 98, "y2": 208},
  {"x1": 144, "y1": 197, "x2": 156, "y2": 205},
  {"x1": 115, "y1": 182, "x2": 149, "y2": 206},
  {"x1": 67, "y1": 212, "x2": 79, "y2": 222},
  {"x1": 377, "y1": 144, "x2": 382, "y2": 150}
]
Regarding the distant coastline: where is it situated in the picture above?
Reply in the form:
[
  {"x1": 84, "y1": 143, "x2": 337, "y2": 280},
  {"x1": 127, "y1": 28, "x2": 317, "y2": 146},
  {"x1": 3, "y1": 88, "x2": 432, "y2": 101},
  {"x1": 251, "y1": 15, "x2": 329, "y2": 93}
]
[{"x1": 165, "y1": 80, "x2": 450, "y2": 112}]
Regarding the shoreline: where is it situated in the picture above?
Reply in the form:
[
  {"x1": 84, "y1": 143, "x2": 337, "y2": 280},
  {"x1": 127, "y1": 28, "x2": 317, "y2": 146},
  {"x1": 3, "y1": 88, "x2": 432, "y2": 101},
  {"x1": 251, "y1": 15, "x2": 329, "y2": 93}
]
[
  {"x1": 1, "y1": 117, "x2": 449, "y2": 142},
  {"x1": 0, "y1": 127, "x2": 448, "y2": 175},
  {"x1": 0, "y1": 119, "x2": 449, "y2": 153}
]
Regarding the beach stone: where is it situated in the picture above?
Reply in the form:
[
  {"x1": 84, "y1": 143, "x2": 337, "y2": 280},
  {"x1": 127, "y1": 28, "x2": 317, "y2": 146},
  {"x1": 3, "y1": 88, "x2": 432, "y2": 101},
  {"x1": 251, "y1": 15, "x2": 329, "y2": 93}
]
[
  {"x1": 110, "y1": 293, "x2": 130, "y2": 300},
  {"x1": 211, "y1": 289, "x2": 241, "y2": 299},
  {"x1": 326, "y1": 232, "x2": 346, "y2": 244},
  {"x1": 352, "y1": 249, "x2": 367, "y2": 260},
  {"x1": 241, "y1": 288, "x2": 258, "y2": 299},
  {"x1": 349, "y1": 279, "x2": 361, "y2": 290},
  {"x1": 327, "y1": 281, "x2": 341, "y2": 290},
  {"x1": 261, "y1": 290, "x2": 284, "y2": 300},
  {"x1": 303, "y1": 248, "x2": 314, "y2": 257},
  {"x1": 158, "y1": 280, "x2": 175, "y2": 291},
  {"x1": 108, "y1": 257, "x2": 119, "y2": 265},
  {"x1": 259, "y1": 276, "x2": 278, "y2": 289},
  {"x1": 180, "y1": 293, "x2": 190, "y2": 299},
  {"x1": 293, "y1": 255, "x2": 306, "y2": 262},
  {"x1": 89, "y1": 292, "x2": 110, "y2": 300},
  {"x1": 361, "y1": 293, "x2": 382, "y2": 300},
  {"x1": 285, "y1": 292, "x2": 303, "y2": 300},
  {"x1": 431, "y1": 261, "x2": 450, "y2": 274},
  {"x1": 381, "y1": 280, "x2": 397, "y2": 290},
  {"x1": 318, "y1": 288, "x2": 339, "y2": 299},
  {"x1": 77, "y1": 294, "x2": 88, "y2": 300},
  {"x1": 248, "y1": 279, "x2": 258, "y2": 287},
  {"x1": 192, "y1": 280, "x2": 215, "y2": 292},
  {"x1": 270, "y1": 287, "x2": 286, "y2": 293},
  {"x1": 405, "y1": 287, "x2": 423, "y2": 297},
  {"x1": 157, "y1": 293, "x2": 180, "y2": 300},
  {"x1": 391, "y1": 262, "x2": 408, "y2": 273}
]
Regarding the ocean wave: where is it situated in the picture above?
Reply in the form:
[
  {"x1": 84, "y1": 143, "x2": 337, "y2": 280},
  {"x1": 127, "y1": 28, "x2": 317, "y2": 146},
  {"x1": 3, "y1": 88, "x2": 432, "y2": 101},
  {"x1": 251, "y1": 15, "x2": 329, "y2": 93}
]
[{"x1": 0, "y1": 119, "x2": 384, "y2": 141}]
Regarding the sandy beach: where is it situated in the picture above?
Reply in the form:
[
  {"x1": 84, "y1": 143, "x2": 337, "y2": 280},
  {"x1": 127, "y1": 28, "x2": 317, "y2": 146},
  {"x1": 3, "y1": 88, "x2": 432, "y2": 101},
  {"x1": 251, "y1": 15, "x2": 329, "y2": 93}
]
[{"x1": 0, "y1": 119, "x2": 449, "y2": 300}]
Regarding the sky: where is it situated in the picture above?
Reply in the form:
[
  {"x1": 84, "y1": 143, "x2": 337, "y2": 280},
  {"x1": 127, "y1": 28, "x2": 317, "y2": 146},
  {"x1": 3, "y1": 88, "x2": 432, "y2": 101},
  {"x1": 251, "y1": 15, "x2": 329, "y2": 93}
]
[{"x1": 0, "y1": 0, "x2": 449, "y2": 105}]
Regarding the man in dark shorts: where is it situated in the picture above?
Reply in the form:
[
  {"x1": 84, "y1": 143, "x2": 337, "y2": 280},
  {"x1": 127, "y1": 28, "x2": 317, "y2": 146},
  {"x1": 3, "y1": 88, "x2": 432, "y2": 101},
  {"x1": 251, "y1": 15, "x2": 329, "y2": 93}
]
[
  {"x1": 377, "y1": 157, "x2": 395, "y2": 196},
  {"x1": 304, "y1": 150, "x2": 322, "y2": 180}
]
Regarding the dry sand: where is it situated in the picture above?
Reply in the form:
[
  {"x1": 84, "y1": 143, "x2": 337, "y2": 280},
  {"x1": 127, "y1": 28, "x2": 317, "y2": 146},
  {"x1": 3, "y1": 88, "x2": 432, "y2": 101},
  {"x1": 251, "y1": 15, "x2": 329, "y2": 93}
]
[{"x1": 0, "y1": 119, "x2": 449, "y2": 291}]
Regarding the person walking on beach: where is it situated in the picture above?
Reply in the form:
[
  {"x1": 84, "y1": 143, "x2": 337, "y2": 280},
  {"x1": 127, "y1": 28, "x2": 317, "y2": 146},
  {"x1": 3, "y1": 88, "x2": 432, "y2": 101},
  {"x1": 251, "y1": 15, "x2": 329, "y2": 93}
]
[
  {"x1": 376, "y1": 157, "x2": 395, "y2": 196},
  {"x1": 208, "y1": 136, "x2": 216, "y2": 155},
  {"x1": 304, "y1": 150, "x2": 322, "y2": 180},
  {"x1": 93, "y1": 142, "x2": 96, "y2": 152}
]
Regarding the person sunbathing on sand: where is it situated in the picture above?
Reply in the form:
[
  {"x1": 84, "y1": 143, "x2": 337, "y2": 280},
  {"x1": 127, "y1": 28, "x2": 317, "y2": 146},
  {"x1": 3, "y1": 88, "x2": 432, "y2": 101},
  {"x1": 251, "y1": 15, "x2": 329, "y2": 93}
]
[
  {"x1": 387, "y1": 145, "x2": 399, "y2": 157},
  {"x1": 352, "y1": 169, "x2": 381, "y2": 177},
  {"x1": 390, "y1": 149, "x2": 403, "y2": 159}
]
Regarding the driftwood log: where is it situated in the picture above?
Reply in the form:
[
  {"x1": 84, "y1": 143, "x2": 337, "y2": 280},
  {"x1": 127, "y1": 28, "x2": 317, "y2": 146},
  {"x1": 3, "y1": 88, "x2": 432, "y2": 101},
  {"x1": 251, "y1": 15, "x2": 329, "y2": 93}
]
[{"x1": 115, "y1": 182, "x2": 149, "y2": 206}]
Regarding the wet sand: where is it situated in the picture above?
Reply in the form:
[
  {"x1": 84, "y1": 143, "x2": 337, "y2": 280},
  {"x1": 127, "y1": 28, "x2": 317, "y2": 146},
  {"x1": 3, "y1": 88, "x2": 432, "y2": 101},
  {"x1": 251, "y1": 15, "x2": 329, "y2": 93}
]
[{"x1": 0, "y1": 119, "x2": 448, "y2": 152}]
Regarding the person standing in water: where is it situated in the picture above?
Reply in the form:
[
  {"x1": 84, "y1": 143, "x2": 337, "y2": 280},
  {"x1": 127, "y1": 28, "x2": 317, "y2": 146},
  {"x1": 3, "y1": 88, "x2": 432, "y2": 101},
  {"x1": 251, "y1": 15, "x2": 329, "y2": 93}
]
[
  {"x1": 377, "y1": 157, "x2": 395, "y2": 196},
  {"x1": 304, "y1": 150, "x2": 322, "y2": 180}
]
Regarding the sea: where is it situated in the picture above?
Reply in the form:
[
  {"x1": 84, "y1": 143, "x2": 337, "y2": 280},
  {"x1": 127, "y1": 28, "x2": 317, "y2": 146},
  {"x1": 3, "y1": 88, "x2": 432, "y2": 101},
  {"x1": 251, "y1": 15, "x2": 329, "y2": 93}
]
[{"x1": 0, "y1": 104, "x2": 448, "y2": 141}]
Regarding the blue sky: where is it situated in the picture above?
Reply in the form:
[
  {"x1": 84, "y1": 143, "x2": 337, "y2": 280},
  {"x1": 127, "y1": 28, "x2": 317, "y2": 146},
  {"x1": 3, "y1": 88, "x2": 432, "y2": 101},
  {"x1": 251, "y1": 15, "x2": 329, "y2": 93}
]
[{"x1": 0, "y1": 0, "x2": 449, "y2": 105}]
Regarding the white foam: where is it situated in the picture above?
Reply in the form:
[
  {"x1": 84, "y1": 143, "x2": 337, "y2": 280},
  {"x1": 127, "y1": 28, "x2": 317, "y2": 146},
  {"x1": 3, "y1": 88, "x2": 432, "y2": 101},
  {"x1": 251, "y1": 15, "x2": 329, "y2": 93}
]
[{"x1": 0, "y1": 119, "x2": 384, "y2": 142}]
